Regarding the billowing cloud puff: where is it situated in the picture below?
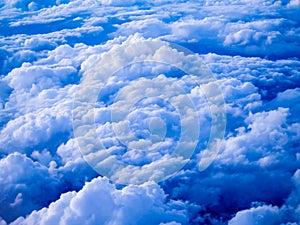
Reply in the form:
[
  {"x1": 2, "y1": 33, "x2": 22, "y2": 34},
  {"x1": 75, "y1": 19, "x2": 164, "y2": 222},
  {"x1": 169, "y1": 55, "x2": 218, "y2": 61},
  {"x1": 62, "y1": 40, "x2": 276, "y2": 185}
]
[
  {"x1": 12, "y1": 177, "x2": 192, "y2": 225},
  {"x1": 229, "y1": 205, "x2": 292, "y2": 225}
]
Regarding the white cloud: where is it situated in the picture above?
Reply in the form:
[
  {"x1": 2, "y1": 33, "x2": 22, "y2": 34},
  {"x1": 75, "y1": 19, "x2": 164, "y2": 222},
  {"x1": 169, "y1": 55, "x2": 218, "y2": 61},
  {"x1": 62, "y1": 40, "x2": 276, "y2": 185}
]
[
  {"x1": 0, "y1": 218, "x2": 6, "y2": 225},
  {"x1": 112, "y1": 18, "x2": 170, "y2": 38},
  {"x1": 12, "y1": 177, "x2": 190, "y2": 225},
  {"x1": 229, "y1": 205, "x2": 287, "y2": 225},
  {"x1": 24, "y1": 37, "x2": 56, "y2": 51},
  {"x1": 0, "y1": 87, "x2": 73, "y2": 154},
  {"x1": 212, "y1": 107, "x2": 298, "y2": 170}
]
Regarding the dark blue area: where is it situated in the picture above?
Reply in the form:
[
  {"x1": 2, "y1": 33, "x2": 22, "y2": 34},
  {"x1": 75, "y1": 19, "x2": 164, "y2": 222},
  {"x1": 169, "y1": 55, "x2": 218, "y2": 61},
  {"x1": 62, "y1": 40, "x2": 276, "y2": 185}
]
[
  {"x1": 1, "y1": 51, "x2": 39, "y2": 75},
  {"x1": 0, "y1": 48, "x2": 11, "y2": 75},
  {"x1": 253, "y1": 75, "x2": 300, "y2": 102},
  {"x1": 0, "y1": 81, "x2": 13, "y2": 128},
  {"x1": 162, "y1": 167, "x2": 295, "y2": 218},
  {"x1": 0, "y1": 110, "x2": 13, "y2": 131}
]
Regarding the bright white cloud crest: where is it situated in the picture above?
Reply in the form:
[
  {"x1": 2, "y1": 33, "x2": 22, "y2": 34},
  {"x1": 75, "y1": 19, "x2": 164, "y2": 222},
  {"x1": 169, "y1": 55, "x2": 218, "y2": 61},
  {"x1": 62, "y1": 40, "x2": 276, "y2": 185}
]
[{"x1": 72, "y1": 36, "x2": 226, "y2": 185}]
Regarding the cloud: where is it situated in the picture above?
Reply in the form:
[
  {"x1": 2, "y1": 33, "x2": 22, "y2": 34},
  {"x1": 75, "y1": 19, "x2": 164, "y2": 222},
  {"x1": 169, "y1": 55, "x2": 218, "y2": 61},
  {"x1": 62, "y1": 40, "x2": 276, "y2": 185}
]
[
  {"x1": 215, "y1": 107, "x2": 291, "y2": 166},
  {"x1": 99, "y1": 0, "x2": 143, "y2": 6},
  {"x1": 12, "y1": 177, "x2": 192, "y2": 225},
  {"x1": 5, "y1": 65, "x2": 77, "y2": 91},
  {"x1": 229, "y1": 205, "x2": 289, "y2": 225},
  {"x1": 24, "y1": 38, "x2": 57, "y2": 51},
  {"x1": 112, "y1": 18, "x2": 171, "y2": 38},
  {"x1": 0, "y1": 87, "x2": 74, "y2": 154},
  {"x1": 72, "y1": 35, "x2": 225, "y2": 184}
]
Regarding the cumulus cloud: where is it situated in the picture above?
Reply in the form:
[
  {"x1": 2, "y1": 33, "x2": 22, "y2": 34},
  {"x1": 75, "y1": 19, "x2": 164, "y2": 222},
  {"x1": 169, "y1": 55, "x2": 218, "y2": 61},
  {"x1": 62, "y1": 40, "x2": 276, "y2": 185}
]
[
  {"x1": 229, "y1": 205, "x2": 291, "y2": 225},
  {"x1": 12, "y1": 177, "x2": 192, "y2": 225},
  {"x1": 0, "y1": 86, "x2": 74, "y2": 154},
  {"x1": 24, "y1": 38, "x2": 57, "y2": 51}
]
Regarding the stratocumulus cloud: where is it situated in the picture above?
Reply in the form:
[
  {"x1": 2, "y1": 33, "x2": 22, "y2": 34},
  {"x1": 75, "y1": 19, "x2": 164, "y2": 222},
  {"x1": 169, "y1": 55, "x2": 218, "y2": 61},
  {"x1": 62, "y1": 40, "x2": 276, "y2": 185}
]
[{"x1": 0, "y1": 0, "x2": 299, "y2": 224}]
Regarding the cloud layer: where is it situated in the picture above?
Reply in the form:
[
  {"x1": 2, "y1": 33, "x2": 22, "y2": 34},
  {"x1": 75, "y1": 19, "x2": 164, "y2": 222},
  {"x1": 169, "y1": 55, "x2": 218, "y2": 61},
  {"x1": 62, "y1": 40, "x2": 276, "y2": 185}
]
[{"x1": 0, "y1": 0, "x2": 299, "y2": 224}]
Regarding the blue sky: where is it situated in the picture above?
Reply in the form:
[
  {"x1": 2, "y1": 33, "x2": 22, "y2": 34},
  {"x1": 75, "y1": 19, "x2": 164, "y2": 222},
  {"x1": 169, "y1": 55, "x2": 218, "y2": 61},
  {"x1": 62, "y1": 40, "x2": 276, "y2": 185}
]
[{"x1": 0, "y1": 0, "x2": 300, "y2": 224}]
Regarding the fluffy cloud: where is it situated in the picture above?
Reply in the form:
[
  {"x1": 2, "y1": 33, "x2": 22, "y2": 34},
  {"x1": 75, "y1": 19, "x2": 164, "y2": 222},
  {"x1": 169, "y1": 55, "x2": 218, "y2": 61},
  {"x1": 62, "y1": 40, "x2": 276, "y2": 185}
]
[
  {"x1": 0, "y1": 84, "x2": 74, "y2": 154},
  {"x1": 216, "y1": 107, "x2": 292, "y2": 166},
  {"x1": 12, "y1": 177, "x2": 192, "y2": 225},
  {"x1": 229, "y1": 205, "x2": 291, "y2": 225}
]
